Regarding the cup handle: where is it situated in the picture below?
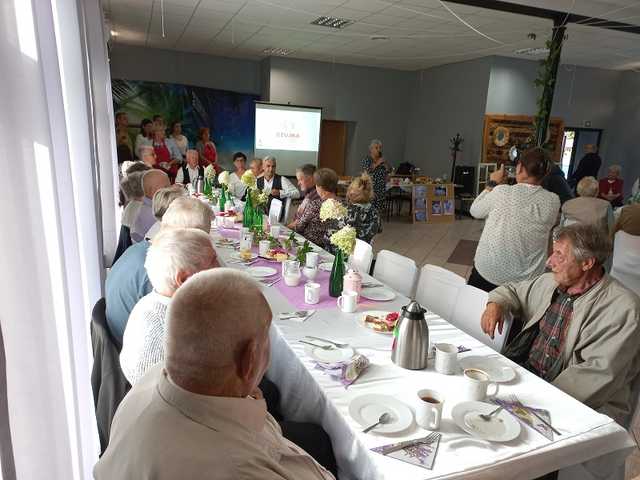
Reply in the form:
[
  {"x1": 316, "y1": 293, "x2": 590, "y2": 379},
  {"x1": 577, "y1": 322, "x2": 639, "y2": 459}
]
[
  {"x1": 337, "y1": 297, "x2": 343, "y2": 309},
  {"x1": 487, "y1": 382, "x2": 499, "y2": 398},
  {"x1": 429, "y1": 407, "x2": 442, "y2": 430}
]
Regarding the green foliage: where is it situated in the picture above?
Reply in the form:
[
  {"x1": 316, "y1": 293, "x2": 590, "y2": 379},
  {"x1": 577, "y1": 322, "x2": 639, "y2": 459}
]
[
  {"x1": 532, "y1": 38, "x2": 562, "y2": 144},
  {"x1": 295, "y1": 241, "x2": 313, "y2": 264}
]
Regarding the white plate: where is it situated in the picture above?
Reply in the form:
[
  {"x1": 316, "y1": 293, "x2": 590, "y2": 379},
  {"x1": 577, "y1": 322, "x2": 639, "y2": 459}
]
[
  {"x1": 358, "y1": 310, "x2": 397, "y2": 335},
  {"x1": 452, "y1": 401, "x2": 521, "y2": 442},
  {"x1": 459, "y1": 356, "x2": 516, "y2": 383},
  {"x1": 318, "y1": 262, "x2": 333, "y2": 272},
  {"x1": 360, "y1": 287, "x2": 396, "y2": 302},
  {"x1": 246, "y1": 266, "x2": 278, "y2": 278},
  {"x1": 349, "y1": 394, "x2": 413, "y2": 434},
  {"x1": 231, "y1": 252, "x2": 258, "y2": 261},
  {"x1": 304, "y1": 344, "x2": 355, "y2": 364}
]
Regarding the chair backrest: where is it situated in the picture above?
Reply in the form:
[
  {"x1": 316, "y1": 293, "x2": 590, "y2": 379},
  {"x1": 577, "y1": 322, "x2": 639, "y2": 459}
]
[
  {"x1": 450, "y1": 284, "x2": 512, "y2": 353},
  {"x1": 372, "y1": 250, "x2": 418, "y2": 297},
  {"x1": 269, "y1": 198, "x2": 283, "y2": 224},
  {"x1": 415, "y1": 264, "x2": 466, "y2": 321},
  {"x1": 610, "y1": 231, "x2": 640, "y2": 296},
  {"x1": 283, "y1": 197, "x2": 292, "y2": 224},
  {"x1": 112, "y1": 224, "x2": 132, "y2": 266},
  {"x1": 352, "y1": 239, "x2": 373, "y2": 275}
]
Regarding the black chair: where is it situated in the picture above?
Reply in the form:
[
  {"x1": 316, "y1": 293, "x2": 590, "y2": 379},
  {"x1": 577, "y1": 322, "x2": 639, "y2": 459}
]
[
  {"x1": 90, "y1": 298, "x2": 130, "y2": 454},
  {"x1": 112, "y1": 225, "x2": 132, "y2": 265}
]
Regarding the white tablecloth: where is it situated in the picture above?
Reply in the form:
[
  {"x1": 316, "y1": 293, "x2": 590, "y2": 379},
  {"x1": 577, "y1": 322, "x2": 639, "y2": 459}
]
[{"x1": 211, "y1": 227, "x2": 634, "y2": 480}]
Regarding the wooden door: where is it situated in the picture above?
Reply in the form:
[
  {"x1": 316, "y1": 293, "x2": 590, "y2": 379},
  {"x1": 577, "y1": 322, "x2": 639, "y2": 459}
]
[{"x1": 318, "y1": 120, "x2": 347, "y2": 175}]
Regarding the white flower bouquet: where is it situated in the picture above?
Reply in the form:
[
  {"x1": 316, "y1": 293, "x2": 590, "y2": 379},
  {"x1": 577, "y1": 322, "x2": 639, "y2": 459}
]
[
  {"x1": 320, "y1": 198, "x2": 347, "y2": 221},
  {"x1": 330, "y1": 225, "x2": 356, "y2": 256},
  {"x1": 241, "y1": 170, "x2": 256, "y2": 188},
  {"x1": 204, "y1": 164, "x2": 216, "y2": 182},
  {"x1": 218, "y1": 170, "x2": 230, "y2": 186}
]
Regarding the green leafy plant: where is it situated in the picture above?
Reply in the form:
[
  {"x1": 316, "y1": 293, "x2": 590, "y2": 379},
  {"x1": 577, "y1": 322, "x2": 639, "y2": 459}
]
[
  {"x1": 283, "y1": 231, "x2": 299, "y2": 252},
  {"x1": 295, "y1": 241, "x2": 313, "y2": 264},
  {"x1": 532, "y1": 38, "x2": 562, "y2": 147}
]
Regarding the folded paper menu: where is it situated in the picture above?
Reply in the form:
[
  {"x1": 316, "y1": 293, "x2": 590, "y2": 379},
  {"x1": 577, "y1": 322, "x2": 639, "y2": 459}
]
[
  {"x1": 314, "y1": 354, "x2": 370, "y2": 388},
  {"x1": 371, "y1": 434, "x2": 440, "y2": 470}
]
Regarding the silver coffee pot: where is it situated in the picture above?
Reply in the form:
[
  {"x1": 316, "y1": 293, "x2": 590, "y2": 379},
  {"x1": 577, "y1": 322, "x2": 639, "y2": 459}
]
[
  {"x1": 391, "y1": 301, "x2": 429, "y2": 370},
  {"x1": 194, "y1": 176, "x2": 204, "y2": 194}
]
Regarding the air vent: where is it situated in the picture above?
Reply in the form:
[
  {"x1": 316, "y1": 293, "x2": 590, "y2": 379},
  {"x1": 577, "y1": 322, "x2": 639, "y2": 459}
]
[
  {"x1": 310, "y1": 16, "x2": 354, "y2": 29},
  {"x1": 514, "y1": 47, "x2": 550, "y2": 56},
  {"x1": 262, "y1": 47, "x2": 292, "y2": 56}
]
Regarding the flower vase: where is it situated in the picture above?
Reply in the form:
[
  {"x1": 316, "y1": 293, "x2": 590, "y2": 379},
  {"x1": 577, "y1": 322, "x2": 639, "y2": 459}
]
[
  {"x1": 329, "y1": 249, "x2": 345, "y2": 298},
  {"x1": 219, "y1": 185, "x2": 227, "y2": 211},
  {"x1": 243, "y1": 189, "x2": 254, "y2": 228},
  {"x1": 253, "y1": 206, "x2": 264, "y2": 231},
  {"x1": 203, "y1": 178, "x2": 212, "y2": 196}
]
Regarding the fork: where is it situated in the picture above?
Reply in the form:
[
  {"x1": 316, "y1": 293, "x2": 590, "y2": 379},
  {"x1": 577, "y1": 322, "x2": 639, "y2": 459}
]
[
  {"x1": 299, "y1": 340, "x2": 335, "y2": 350},
  {"x1": 381, "y1": 432, "x2": 441, "y2": 455},
  {"x1": 280, "y1": 310, "x2": 310, "y2": 319},
  {"x1": 305, "y1": 336, "x2": 349, "y2": 348},
  {"x1": 509, "y1": 394, "x2": 561, "y2": 436}
]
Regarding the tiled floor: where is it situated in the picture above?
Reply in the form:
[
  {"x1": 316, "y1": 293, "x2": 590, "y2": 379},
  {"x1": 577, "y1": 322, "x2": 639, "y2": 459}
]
[{"x1": 373, "y1": 215, "x2": 640, "y2": 478}]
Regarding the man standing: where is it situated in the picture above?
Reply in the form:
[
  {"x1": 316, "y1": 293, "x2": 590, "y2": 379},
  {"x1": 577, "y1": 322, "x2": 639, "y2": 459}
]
[
  {"x1": 130, "y1": 170, "x2": 170, "y2": 242},
  {"x1": 480, "y1": 224, "x2": 640, "y2": 424},
  {"x1": 570, "y1": 144, "x2": 602, "y2": 189},
  {"x1": 257, "y1": 156, "x2": 300, "y2": 220},
  {"x1": 96, "y1": 269, "x2": 336, "y2": 479}
]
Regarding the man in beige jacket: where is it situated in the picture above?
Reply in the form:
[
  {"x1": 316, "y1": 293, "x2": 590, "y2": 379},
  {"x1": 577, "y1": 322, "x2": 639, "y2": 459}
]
[{"x1": 481, "y1": 223, "x2": 640, "y2": 424}]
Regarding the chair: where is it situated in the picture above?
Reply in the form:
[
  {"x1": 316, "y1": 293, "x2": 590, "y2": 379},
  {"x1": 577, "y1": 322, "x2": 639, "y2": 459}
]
[
  {"x1": 112, "y1": 224, "x2": 132, "y2": 265},
  {"x1": 372, "y1": 250, "x2": 418, "y2": 297},
  {"x1": 414, "y1": 264, "x2": 466, "y2": 321},
  {"x1": 90, "y1": 298, "x2": 131, "y2": 453},
  {"x1": 269, "y1": 198, "x2": 283, "y2": 225},
  {"x1": 610, "y1": 231, "x2": 640, "y2": 296},
  {"x1": 450, "y1": 284, "x2": 512, "y2": 353},
  {"x1": 283, "y1": 198, "x2": 292, "y2": 224},
  {"x1": 351, "y1": 239, "x2": 373, "y2": 274}
]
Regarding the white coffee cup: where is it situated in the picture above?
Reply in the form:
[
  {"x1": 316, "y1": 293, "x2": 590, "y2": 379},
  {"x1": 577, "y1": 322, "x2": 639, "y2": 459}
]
[
  {"x1": 270, "y1": 225, "x2": 281, "y2": 238},
  {"x1": 215, "y1": 216, "x2": 224, "y2": 228},
  {"x1": 304, "y1": 282, "x2": 321, "y2": 304},
  {"x1": 462, "y1": 368, "x2": 499, "y2": 401},
  {"x1": 259, "y1": 240, "x2": 271, "y2": 257},
  {"x1": 434, "y1": 343, "x2": 458, "y2": 375},
  {"x1": 223, "y1": 216, "x2": 234, "y2": 228},
  {"x1": 416, "y1": 389, "x2": 444, "y2": 430},
  {"x1": 239, "y1": 232, "x2": 253, "y2": 252},
  {"x1": 305, "y1": 252, "x2": 319, "y2": 268},
  {"x1": 337, "y1": 291, "x2": 358, "y2": 313}
]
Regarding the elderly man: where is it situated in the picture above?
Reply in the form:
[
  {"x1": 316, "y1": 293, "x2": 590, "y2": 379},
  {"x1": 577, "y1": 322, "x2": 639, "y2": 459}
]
[
  {"x1": 96, "y1": 269, "x2": 335, "y2": 479},
  {"x1": 144, "y1": 185, "x2": 186, "y2": 240},
  {"x1": 481, "y1": 223, "x2": 640, "y2": 424},
  {"x1": 257, "y1": 156, "x2": 300, "y2": 218},
  {"x1": 250, "y1": 157, "x2": 263, "y2": 178},
  {"x1": 174, "y1": 149, "x2": 203, "y2": 186},
  {"x1": 288, "y1": 164, "x2": 318, "y2": 230},
  {"x1": 130, "y1": 169, "x2": 170, "y2": 242},
  {"x1": 139, "y1": 145, "x2": 157, "y2": 168},
  {"x1": 106, "y1": 197, "x2": 213, "y2": 344},
  {"x1": 120, "y1": 228, "x2": 218, "y2": 385}
]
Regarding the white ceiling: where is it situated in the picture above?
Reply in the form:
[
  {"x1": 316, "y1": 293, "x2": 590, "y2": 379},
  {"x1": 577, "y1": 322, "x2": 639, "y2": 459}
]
[{"x1": 104, "y1": 0, "x2": 640, "y2": 71}]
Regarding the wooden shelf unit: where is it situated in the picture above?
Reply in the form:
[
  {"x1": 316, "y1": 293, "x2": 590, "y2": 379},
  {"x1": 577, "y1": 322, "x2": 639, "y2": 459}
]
[{"x1": 412, "y1": 183, "x2": 455, "y2": 224}]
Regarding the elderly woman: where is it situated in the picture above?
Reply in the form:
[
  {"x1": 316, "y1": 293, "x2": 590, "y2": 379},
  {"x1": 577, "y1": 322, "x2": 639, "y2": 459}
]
[
  {"x1": 195, "y1": 127, "x2": 220, "y2": 173},
  {"x1": 599, "y1": 165, "x2": 624, "y2": 207},
  {"x1": 293, "y1": 168, "x2": 339, "y2": 247},
  {"x1": 144, "y1": 185, "x2": 187, "y2": 240},
  {"x1": 120, "y1": 171, "x2": 147, "y2": 229},
  {"x1": 562, "y1": 176, "x2": 612, "y2": 234},
  {"x1": 361, "y1": 139, "x2": 389, "y2": 212},
  {"x1": 346, "y1": 174, "x2": 380, "y2": 244},
  {"x1": 152, "y1": 128, "x2": 182, "y2": 181}
]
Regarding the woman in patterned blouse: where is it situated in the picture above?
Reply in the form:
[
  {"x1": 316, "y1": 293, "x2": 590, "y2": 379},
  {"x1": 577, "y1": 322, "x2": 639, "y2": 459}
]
[
  {"x1": 346, "y1": 174, "x2": 380, "y2": 243},
  {"x1": 361, "y1": 139, "x2": 389, "y2": 212},
  {"x1": 293, "y1": 168, "x2": 340, "y2": 247}
]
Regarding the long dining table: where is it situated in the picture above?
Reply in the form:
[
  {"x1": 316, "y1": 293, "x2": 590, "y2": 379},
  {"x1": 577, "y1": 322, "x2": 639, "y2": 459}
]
[{"x1": 210, "y1": 223, "x2": 634, "y2": 480}]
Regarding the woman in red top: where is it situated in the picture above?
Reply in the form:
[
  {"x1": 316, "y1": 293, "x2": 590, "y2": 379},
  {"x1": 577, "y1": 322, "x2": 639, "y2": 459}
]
[
  {"x1": 152, "y1": 128, "x2": 180, "y2": 182},
  {"x1": 196, "y1": 127, "x2": 220, "y2": 173},
  {"x1": 599, "y1": 165, "x2": 624, "y2": 207}
]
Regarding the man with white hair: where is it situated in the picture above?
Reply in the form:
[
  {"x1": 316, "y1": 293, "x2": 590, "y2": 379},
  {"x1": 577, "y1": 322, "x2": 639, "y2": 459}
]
[
  {"x1": 481, "y1": 223, "x2": 640, "y2": 424},
  {"x1": 105, "y1": 197, "x2": 213, "y2": 344},
  {"x1": 130, "y1": 169, "x2": 170, "y2": 242},
  {"x1": 120, "y1": 228, "x2": 218, "y2": 385},
  {"x1": 257, "y1": 156, "x2": 300, "y2": 220},
  {"x1": 144, "y1": 185, "x2": 186, "y2": 240},
  {"x1": 96, "y1": 269, "x2": 335, "y2": 480}
]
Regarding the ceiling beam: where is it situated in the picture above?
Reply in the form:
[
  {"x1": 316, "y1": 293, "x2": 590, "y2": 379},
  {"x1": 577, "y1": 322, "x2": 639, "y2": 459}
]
[{"x1": 444, "y1": 0, "x2": 640, "y2": 35}]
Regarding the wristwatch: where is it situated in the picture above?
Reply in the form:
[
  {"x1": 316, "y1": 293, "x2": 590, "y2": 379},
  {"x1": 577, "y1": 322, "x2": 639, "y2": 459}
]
[{"x1": 486, "y1": 180, "x2": 498, "y2": 189}]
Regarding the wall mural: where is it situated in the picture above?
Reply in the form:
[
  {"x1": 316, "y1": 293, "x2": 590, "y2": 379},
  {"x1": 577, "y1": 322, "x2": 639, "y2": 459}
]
[{"x1": 112, "y1": 79, "x2": 259, "y2": 168}]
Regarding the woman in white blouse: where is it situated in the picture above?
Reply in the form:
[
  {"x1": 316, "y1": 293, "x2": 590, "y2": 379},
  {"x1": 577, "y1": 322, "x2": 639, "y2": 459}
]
[
  {"x1": 469, "y1": 147, "x2": 560, "y2": 292},
  {"x1": 229, "y1": 152, "x2": 248, "y2": 199},
  {"x1": 134, "y1": 119, "x2": 153, "y2": 160},
  {"x1": 169, "y1": 121, "x2": 188, "y2": 159}
]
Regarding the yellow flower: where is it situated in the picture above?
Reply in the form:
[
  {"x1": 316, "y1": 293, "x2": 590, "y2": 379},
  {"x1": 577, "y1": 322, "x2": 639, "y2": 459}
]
[
  {"x1": 330, "y1": 226, "x2": 356, "y2": 255},
  {"x1": 320, "y1": 198, "x2": 347, "y2": 221},
  {"x1": 204, "y1": 165, "x2": 216, "y2": 182},
  {"x1": 241, "y1": 170, "x2": 256, "y2": 188}
]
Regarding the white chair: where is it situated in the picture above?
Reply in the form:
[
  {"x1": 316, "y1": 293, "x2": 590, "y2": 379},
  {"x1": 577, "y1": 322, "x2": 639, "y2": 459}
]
[
  {"x1": 450, "y1": 284, "x2": 512, "y2": 353},
  {"x1": 414, "y1": 264, "x2": 466, "y2": 321},
  {"x1": 268, "y1": 198, "x2": 283, "y2": 225},
  {"x1": 283, "y1": 197, "x2": 292, "y2": 224},
  {"x1": 372, "y1": 250, "x2": 418, "y2": 298},
  {"x1": 351, "y1": 239, "x2": 373, "y2": 274},
  {"x1": 610, "y1": 231, "x2": 640, "y2": 296}
]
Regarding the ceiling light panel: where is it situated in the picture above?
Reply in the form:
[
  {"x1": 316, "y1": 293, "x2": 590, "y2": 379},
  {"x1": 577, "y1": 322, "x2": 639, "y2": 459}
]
[{"x1": 310, "y1": 15, "x2": 355, "y2": 29}]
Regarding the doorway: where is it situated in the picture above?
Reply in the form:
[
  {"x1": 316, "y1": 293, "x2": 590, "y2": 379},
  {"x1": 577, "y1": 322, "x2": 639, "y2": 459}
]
[
  {"x1": 560, "y1": 127, "x2": 603, "y2": 178},
  {"x1": 318, "y1": 120, "x2": 347, "y2": 175}
]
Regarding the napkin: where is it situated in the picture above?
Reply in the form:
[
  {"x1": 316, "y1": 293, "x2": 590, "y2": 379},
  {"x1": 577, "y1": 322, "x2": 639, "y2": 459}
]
[
  {"x1": 492, "y1": 399, "x2": 554, "y2": 441},
  {"x1": 371, "y1": 434, "x2": 441, "y2": 470},
  {"x1": 314, "y1": 354, "x2": 370, "y2": 388}
]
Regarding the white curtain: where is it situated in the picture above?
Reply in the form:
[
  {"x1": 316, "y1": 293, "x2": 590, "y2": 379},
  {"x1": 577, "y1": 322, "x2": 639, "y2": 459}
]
[{"x1": 0, "y1": 0, "x2": 111, "y2": 478}]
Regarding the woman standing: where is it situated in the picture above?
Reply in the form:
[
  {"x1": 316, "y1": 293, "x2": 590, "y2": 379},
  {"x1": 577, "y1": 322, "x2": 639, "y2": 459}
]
[
  {"x1": 134, "y1": 119, "x2": 153, "y2": 160},
  {"x1": 152, "y1": 128, "x2": 181, "y2": 182},
  {"x1": 169, "y1": 121, "x2": 189, "y2": 159},
  {"x1": 346, "y1": 174, "x2": 381, "y2": 244},
  {"x1": 361, "y1": 139, "x2": 388, "y2": 212},
  {"x1": 195, "y1": 127, "x2": 220, "y2": 173},
  {"x1": 599, "y1": 165, "x2": 624, "y2": 207}
]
